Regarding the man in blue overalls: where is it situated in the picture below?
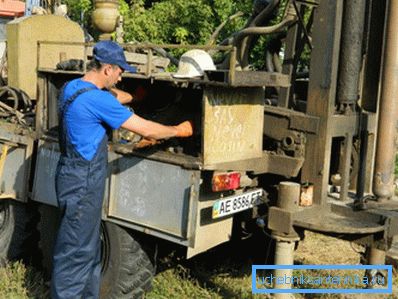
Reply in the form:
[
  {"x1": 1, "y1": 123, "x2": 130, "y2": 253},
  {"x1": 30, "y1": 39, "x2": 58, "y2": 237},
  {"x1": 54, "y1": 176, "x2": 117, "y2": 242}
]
[{"x1": 51, "y1": 40, "x2": 193, "y2": 299}]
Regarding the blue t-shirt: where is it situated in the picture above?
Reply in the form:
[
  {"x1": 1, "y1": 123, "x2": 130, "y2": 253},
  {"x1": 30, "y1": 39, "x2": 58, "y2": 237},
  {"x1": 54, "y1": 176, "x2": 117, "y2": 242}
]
[{"x1": 61, "y1": 78, "x2": 133, "y2": 160}]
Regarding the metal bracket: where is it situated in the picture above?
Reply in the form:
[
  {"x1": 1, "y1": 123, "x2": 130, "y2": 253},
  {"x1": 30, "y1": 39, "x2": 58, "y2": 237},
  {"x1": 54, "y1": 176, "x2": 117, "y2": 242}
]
[
  {"x1": 0, "y1": 143, "x2": 10, "y2": 183},
  {"x1": 0, "y1": 142, "x2": 17, "y2": 199},
  {"x1": 268, "y1": 206, "x2": 295, "y2": 235}
]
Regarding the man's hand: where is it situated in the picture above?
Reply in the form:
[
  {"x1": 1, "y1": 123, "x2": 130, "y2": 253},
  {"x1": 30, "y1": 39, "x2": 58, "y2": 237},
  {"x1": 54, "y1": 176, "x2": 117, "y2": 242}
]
[
  {"x1": 134, "y1": 138, "x2": 158, "y2": 149},
  {"x1": 173, "y1": 120, "x2": 193, "y2": 137}
]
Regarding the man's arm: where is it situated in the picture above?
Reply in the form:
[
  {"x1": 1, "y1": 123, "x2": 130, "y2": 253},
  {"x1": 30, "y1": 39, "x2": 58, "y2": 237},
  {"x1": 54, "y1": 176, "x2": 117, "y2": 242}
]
[
  {"x1": 109, "y1": 87, "x2": 133, "y2": 104},
  {"x1": 121, "y1": 114, "x2": 193, "y2": 140}
]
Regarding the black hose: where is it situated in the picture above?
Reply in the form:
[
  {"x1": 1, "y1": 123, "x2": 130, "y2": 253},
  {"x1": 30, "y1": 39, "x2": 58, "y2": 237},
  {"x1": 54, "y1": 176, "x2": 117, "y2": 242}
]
[
  {"x1": 0, "y1": 86, "x2": 33, "y2": 126},
  {"x1": 0, "y1": 86, "x2": 19, "y2": 110}
]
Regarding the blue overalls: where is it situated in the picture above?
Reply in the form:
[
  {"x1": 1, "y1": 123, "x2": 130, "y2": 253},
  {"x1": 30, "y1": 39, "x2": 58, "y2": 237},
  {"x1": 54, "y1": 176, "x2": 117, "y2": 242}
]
[{"x1": 51, "y1": 86, "x2": 108, "y2": 299}]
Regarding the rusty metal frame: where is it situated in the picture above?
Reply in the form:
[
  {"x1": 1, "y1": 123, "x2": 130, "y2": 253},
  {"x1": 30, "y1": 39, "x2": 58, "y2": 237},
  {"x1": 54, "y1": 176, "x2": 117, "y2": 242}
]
[
  {"x1": 301, "y1": 0, "x2": 345, "y2": 205},
  {"x1": 278, "y1": 2, "x2": 304, "y2": 108},
  {"x1": 266, "y1": 0, "x2": 398, "y2": 254},
  {"x1": 0, "y1": 125, "x2": 35, "y2": 202},
  {"x1": 0, "y1": 143, "x2": 9, "y2": 183},
  {"x1": 36, "y1": 40, "x2": 290, "y2": 88}
]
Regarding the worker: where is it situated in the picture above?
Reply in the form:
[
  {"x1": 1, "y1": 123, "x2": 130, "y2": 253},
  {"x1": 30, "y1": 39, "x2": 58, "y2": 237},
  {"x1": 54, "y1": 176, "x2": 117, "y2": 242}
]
[{"x1": 51, "y1": 40, "x2": 193, "y2": 299}]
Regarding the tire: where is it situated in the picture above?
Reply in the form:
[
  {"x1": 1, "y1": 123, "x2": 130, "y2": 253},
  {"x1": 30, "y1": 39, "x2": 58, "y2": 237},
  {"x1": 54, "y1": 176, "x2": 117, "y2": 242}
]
[
  {"x1": 0, "y1": 200, "x2": 31, "y2": 265},
  {"x1": 100, "y1": 221, "x2": 154, "y2": 299},
  {"x1": 37, "y1": 207, "x2": 154, "y2": 298}
]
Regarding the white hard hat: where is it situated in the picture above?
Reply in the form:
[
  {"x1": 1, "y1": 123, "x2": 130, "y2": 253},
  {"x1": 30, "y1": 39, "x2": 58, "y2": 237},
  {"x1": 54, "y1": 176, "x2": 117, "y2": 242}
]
[{"x1": 173, "y1": 49, "x2": 216, "y2": 78}]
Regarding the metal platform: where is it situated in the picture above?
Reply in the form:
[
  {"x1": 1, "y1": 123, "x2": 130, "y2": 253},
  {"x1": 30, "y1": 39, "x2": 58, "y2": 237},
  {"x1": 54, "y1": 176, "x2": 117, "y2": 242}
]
[{"x1": 294, "y1": 206, "x2": 386, "y2": 234}]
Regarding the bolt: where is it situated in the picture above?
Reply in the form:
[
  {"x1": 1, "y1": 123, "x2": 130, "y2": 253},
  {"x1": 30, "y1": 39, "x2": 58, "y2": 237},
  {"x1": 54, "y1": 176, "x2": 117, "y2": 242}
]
[{"x1": 256, "y1": 217, "x2": 266, "y2": 228}]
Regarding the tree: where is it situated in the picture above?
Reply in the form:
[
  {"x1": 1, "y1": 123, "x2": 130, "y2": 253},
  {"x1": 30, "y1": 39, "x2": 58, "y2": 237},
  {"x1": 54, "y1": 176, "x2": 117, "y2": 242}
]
[
  {"x1": 63, "y1": 0, "x2": 313, "y2": 71},
  {"x1": 64, "y1": 0, "x2": 252, "y2": 45},
  {"x1": 120, "y1": 0, "x2": 252, "y2": 45},
  {"x1": 64, "y1": 0, "x2": 92, "y2": 29}
]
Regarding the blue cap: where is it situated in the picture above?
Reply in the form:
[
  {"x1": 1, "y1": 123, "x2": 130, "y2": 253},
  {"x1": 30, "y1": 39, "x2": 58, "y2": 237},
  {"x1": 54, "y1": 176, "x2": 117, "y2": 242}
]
[{"x1": 93, "y1": 40, "x2": 137, "y2": 73}]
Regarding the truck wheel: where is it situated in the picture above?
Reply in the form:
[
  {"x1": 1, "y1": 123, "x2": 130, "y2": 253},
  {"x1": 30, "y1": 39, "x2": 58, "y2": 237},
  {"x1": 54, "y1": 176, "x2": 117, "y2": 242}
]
[
  {"x1": 100, "y1": 221, "x2": 154, "y2": 299},
  {"x1": 0, "y1": 200, "x2": 30, "y2": 264}
]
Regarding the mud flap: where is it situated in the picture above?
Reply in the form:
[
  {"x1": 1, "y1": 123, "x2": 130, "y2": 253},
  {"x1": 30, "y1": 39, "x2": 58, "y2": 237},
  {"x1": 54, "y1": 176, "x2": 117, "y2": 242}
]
[{"x1": 187, "y1": 198, "x2": 233, "y2": 259}]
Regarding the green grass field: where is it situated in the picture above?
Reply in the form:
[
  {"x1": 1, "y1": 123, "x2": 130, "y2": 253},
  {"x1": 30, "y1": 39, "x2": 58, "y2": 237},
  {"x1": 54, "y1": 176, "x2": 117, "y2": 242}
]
[{"x1": 1, "y1": 231, "x2": 396, "y2": 299}]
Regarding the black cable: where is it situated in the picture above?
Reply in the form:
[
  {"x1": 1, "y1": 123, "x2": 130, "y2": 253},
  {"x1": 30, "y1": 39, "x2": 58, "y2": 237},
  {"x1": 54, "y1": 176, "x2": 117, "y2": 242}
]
[{"x1": 293, "y1": 0, "x2": 313, "y2": 50}]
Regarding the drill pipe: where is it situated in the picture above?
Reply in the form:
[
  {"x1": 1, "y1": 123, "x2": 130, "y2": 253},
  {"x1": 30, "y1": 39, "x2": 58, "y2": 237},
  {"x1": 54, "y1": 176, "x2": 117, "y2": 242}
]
[{"x1": 373, "y1": 0, "x2": 398, "y2": 200}]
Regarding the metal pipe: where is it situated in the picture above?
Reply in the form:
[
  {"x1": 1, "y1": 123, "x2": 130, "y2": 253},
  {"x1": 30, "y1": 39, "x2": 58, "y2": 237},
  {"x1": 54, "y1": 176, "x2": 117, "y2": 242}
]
[
  {"x1": 368, "y1": 247, "x2": 386, "y2": 265},
  {"x1": 365, "y1": 247, "x2": 386, "y2": 288},
  {"x1": 337, "y1": 0, "x2": 367, "y2": 112},
  {"x1": 37, "y1": 40, "x2": 233, "y2": 51},
  {"x1": 277, "y1": 181, "x2": 300, "y2": 211},
  {"x1": 373, "y1": 0, "x2": 398, "y2": 201},
  {"x1": 340, "y1": 133, "x2": 353, "y2": 201},
  {"x1": 265, "y1": 50, "x2": 275, "y2": 72},
  {"x1": 273, "y1": 181, "x2": 298, "y2": 298},
  {"x1": 274, "y1": 240, "x2": 295, "y2": 299}
]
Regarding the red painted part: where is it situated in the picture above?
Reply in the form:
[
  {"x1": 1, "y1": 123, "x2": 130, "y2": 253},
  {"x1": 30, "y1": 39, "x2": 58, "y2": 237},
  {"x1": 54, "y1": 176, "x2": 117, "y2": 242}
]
[
  {"x1": 0, "y1": 0, "x2": 25, "y2": 18},
  {"x1": 212, "y1": 172, "x2": 241, "y2": 192}
]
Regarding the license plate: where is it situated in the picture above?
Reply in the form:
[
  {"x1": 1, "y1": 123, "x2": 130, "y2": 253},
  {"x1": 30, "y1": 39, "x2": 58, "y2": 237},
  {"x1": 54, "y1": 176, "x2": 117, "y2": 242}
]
[{"x1": 212, "y1": 189, "x2": 264, "y2": 219}]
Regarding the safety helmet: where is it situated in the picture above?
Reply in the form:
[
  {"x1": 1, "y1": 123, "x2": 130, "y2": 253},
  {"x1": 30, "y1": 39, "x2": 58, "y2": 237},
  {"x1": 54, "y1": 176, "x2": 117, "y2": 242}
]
[{"x1": 173, "y1": 49, "x2": 216, "y2": 78}]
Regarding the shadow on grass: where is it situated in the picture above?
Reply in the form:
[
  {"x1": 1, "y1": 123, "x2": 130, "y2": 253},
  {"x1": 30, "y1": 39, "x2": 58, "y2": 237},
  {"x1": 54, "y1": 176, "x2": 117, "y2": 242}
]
[
  {"x1": 23, "y1": 266, "x2": 49, "y2": 299},
  {"x1": 153, "y1": 230, "x2": 275, "y2": 298}
]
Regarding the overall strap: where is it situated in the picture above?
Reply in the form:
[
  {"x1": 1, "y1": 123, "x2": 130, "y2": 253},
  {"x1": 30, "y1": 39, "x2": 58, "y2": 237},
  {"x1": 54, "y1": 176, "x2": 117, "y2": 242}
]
[{"x1": 58, "y1": 86, "x2": 97, "y2": 155}]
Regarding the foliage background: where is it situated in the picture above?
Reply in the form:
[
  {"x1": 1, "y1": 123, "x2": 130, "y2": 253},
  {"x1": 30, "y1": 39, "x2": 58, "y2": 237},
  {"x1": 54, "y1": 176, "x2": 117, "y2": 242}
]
[
  {"x1": 63, "y1": 0, "x2": 286, "y2": 69},
  {"x1": 64, "y1": 0, "x2": 253, "y2": 45},
  {"x1": 62, "y1": 0, "x2": 315, "y2": 70}
]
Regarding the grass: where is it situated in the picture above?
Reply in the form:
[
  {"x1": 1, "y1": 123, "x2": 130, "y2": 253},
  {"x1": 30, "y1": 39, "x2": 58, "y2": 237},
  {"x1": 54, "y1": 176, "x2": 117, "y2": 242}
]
[
  {"x1": 0, "y1": 261, "x2": 48, "y2": 299},
  {"x1": 0, "y1": 232, "x2": 397, "y2": 298},
  {"x1": 395, "y1": 154, "x2": 398, "y2": 177}
]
